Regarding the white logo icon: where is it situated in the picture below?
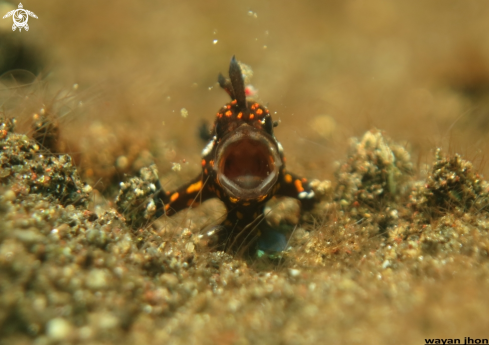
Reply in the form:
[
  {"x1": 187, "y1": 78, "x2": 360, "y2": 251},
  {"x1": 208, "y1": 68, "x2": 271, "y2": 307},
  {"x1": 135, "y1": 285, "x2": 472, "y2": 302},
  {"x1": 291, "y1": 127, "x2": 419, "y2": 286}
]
[{"x1": 2, "y1": 3, "x2": 38, "y2": 32}]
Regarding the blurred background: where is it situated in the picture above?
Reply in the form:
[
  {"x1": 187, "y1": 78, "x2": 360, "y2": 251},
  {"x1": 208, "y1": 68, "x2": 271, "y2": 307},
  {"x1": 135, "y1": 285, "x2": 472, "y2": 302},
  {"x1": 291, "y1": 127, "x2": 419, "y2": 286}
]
[{"x1": 2, "y1": 0, "x2": 489, "y2": 194}]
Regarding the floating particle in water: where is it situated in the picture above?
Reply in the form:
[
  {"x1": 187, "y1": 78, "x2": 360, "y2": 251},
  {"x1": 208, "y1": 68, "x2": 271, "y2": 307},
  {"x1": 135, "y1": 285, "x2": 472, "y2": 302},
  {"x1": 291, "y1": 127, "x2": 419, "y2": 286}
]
[
  {"x1": 180, "y1": 108, "x2": 188, "y2": 118},
  {"x1": 116, "y1": 156, "x2": 129, "y2": 170},
  {"x1": 245, "y1": 85, "x2": 257, "y2": 97},
  {"x1": 172, "y1": 162, "x2": 181, "y2": 172},
  {"x1": 310, "y1": 115, "x2": 337, "y2": 140},
  {"x1": 248, "y1": 10, "x2": 258, "y2": 18},
  {"x1": 213, "y1": 39, "x2": 218, "y2": 45}
]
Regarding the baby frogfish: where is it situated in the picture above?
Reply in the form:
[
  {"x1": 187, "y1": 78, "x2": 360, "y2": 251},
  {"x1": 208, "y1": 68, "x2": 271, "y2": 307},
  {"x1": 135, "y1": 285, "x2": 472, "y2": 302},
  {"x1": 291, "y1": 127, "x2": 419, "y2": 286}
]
[{"x1": 155, "y1": 56, "x2": 316, "y2": 253}]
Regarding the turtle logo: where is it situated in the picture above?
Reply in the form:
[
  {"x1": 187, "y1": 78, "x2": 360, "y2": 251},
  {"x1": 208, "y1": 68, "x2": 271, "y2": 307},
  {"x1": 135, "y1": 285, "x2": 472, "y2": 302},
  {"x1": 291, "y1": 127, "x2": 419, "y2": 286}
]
[{"x1": 2, "y1": 3, "x2": 38, "y2": 32}]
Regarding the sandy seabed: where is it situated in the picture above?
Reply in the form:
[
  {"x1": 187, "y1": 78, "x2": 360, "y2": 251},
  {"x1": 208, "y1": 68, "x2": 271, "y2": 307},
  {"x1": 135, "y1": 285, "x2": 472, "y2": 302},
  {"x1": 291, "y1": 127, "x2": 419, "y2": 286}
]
[{"x1": 1, "y1": 1, "x2": 489, "y2": 344}]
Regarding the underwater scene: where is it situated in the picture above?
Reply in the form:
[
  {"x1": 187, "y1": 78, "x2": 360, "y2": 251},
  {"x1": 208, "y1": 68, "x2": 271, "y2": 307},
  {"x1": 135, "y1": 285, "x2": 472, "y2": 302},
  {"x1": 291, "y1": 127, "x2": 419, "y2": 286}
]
[{"x1": 1, "y1": 1, "x2": 489, "y2": 344}]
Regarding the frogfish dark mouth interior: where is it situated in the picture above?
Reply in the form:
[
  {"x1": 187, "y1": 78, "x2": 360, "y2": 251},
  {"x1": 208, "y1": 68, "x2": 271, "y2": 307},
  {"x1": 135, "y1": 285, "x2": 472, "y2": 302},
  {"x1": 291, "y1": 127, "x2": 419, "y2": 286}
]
[{"x1": 216, "y1": 124, "x2": 282, "y2": 199}]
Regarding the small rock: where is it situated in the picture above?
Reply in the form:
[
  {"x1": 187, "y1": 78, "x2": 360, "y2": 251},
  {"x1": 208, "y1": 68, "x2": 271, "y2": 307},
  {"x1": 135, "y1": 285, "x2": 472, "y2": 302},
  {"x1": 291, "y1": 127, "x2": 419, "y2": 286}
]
[
  {"x1": 46, "y1": 317, "x2": 72, "y2": 341},
  {"x1": 160, "y1": 273, "x2": 179, "y2": 288},
  {"x1": 288, "y1": 268, "x2": 301, "y2": 278},
  {"x1": 14, "y1": 228, "x2": 44, "y2": 244},
  {"x1": 86, "y1": 269, "x2": 109, "y2": 290},
  {"x1": 116, "y1": 155, "x2": 129, "y2": 170},
  {"x1": 2, "y1": 189, "x2": 16, "y2": 201}
]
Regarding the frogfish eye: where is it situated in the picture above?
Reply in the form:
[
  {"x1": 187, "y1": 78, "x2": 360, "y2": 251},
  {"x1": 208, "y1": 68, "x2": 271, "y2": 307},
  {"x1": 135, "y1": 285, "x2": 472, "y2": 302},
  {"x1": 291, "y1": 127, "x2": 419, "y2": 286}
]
[{"x1": 215, "y1": 125, "x2": 282, "y2": 200}]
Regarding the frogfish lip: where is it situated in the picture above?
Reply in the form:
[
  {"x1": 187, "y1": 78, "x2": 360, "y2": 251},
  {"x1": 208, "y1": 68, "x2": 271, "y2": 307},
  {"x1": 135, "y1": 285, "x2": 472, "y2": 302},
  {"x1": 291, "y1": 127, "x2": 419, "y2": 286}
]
[{"x1": 214, "y1": 124, "x2": 282, "y2": 200}]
